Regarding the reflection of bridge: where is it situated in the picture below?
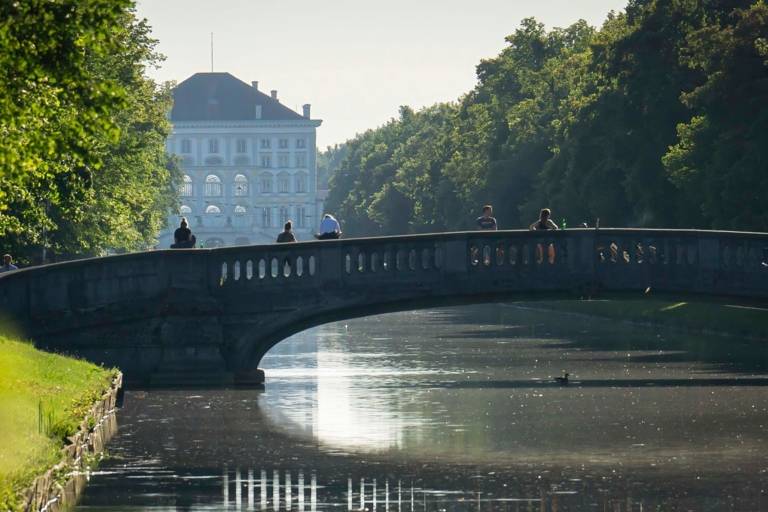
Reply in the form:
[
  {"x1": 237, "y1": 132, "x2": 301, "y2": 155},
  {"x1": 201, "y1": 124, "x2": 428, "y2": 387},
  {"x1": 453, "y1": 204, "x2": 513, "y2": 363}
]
[{"x1": 1, "y1": 229, "x2": 767, "y2": 385}]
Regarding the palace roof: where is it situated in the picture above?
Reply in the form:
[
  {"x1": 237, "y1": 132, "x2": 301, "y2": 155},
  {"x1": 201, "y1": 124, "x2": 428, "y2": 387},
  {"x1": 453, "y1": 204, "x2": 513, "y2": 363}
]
[{"x1": 171, "y1": 72, "x2": 306, "y2": 122}]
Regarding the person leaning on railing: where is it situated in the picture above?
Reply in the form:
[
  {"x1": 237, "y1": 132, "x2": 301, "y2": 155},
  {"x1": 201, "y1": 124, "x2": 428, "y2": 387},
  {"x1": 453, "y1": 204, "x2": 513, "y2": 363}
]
[
  {"x1": 530, "y1": 208, "x2": 558, "y2": 264},
  {"x1": 276, "y1": 221, "x2": 297, "y2": 243},
  {"x1": 0, "y1": 254, "x2": 18, "y2": 273},
  {"x1": 529, "y1": 208, "x2": 559, "y2": 231}
]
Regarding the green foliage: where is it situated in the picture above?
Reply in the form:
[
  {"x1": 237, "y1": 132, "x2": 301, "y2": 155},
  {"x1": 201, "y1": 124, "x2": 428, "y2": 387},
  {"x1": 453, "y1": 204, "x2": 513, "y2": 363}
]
[
  {"x1": 0, "y1": 1, "x2": 178, "y2": 263},
  {"x1": 0, "y1": 336, "x2": 116, "y2": 511},
  {"x1": 324, "y1": 1, "x2": 768, "y2": 235}
]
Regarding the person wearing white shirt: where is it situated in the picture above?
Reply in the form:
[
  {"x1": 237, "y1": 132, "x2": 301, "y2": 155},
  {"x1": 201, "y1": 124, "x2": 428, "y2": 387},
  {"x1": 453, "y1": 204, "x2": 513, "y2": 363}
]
[{"x1": 316, "y1": 214, "x2": 342, "y2": 240}]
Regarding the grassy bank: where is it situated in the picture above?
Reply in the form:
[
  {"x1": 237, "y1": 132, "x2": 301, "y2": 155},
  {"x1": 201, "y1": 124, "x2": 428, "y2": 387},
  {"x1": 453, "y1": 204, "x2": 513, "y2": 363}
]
[
  {"x1": 0, "y1": 335, "x2": 116, "y2": 510},
  {"x1": 518, "y1": 298, "x2": 768, "y2": 339}
]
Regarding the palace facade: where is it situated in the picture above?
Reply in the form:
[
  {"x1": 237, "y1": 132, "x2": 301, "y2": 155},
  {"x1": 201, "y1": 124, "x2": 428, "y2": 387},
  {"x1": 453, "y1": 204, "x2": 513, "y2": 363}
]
[{"x1": 158, "y1": 72, "x2": 323, "y2": 248}]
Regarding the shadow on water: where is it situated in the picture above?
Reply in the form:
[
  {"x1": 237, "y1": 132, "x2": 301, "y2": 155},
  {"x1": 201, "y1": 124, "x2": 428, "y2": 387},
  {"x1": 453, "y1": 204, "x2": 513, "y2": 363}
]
[
  {"x1": 75, "y1": 303, "x2": 768, "y2": 511},
  {"x1": 433, "y1": 303, "x2": 768, "y2": 375},
  {"x1": 418, "y1": 377, "x2": 768, "y2": 389}
]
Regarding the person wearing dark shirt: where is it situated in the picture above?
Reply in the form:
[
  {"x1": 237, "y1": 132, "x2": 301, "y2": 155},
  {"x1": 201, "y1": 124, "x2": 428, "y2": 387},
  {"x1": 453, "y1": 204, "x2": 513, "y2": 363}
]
[
  {"x1": 276, "y1": 221, "x2": 297, "y2": 243},
  {"x1": 529, "y1": 208, "x2": 559, "y2": 230},
  {"x1": 476, "y1": 205, "x2": 498, "y2": 230},
  {"x1": 171, "y1": 218, "x2": 196, "y2": 248},
  {"x1": 529, "y1": 208, "x2": 559, "y2": 264}
]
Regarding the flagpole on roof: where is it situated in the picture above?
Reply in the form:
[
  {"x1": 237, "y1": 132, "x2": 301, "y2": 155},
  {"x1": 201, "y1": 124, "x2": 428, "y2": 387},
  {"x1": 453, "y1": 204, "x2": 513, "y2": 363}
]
[{"x1": 210, "y1": 32, "x2": 214, "y2": 72}]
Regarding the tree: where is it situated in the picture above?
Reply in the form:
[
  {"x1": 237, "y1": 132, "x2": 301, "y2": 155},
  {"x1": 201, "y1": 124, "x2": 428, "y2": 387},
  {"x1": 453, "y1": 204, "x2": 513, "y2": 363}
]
[{"x1": 0, "y1": 1, "x2": 178, "y2": 262}]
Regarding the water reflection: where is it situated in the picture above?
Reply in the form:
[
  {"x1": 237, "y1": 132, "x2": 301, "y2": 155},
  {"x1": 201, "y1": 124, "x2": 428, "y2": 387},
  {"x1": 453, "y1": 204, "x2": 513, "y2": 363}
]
[{"x1": 76, "y1": 304, "x2": 768, "y2": 511}]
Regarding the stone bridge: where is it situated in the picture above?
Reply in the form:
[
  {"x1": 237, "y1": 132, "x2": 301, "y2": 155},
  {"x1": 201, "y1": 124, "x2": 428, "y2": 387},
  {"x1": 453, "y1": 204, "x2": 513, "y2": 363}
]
[{"x1": 1, "y1": 229, "x2": 767, "y2": 385}]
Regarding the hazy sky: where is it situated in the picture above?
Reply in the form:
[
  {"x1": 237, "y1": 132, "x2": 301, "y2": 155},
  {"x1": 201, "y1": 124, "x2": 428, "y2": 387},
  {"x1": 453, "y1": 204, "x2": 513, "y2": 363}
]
[{"x1": 135, "y1": 0, "x2": 627, "y2": 148}]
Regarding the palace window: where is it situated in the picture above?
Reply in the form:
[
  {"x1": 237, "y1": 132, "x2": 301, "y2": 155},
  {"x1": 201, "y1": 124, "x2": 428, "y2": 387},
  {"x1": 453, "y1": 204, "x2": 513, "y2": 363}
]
[
  {"x1": 260, "y1": 138, "x2": 271, "y2": 149},
  {"x1": 278, "y1": 154, "x2": 288, "y2": 168},
  {"x1": 260, "y1": 155, "x2": 272, "y2": 168},
  {"x1": 261, "y1": 207, "x2": 272, "y2": 227},
  {"x1": 295, "y1": 173, "x2": 307, "y2": 193},
  {"x1": 295, "y1": 153, "x2": 307, "y2": 168},
  {"x1": 279, "y1": 206, "x2": 290, "y2": 225},
  {"x1": 234, "y1": 205, "x2": 247, "y2": 215},
  {"x1": 236, "y1": 139, "x2": 247, "y2": 153},
  {"x1": 277, "y1": 173, "x2": 290, "y2": 193},
  {"x1": 296, "y1": 138, "x2": 306, "y2": 149},
  {"x1": 260, "y1": 173, "x2": 273, "y2": 193},
  {"x1": 181, "y1": 139, "x2": 192, "y2": 153},
  {"x1": 296, "y1": 206, "x2": 306, "y2": 228},
  {"x1": 233, "y1": 174, "x2": 249, "y2": 196},
  {"x1": 278, "y1": 138, "x2": 289, "y2": 149},
  {"x1": 204, "y1": 238, "x2": 224, "y2": 248},
  {"x1": 208, "y1": 139, "x2": 219, "y2": 154},
  {"x1": 180, "y1": 175, "x2": 193, "y2": 197},
  {"x1": 179, "y1": 205, "x2": 192, "y2": 215},
  {"x1": 204, "y1": 175, "x2": 222, "y2": 197},
  {"x1": 205, "y1": 205, "x2": 221, "y2": 214}
]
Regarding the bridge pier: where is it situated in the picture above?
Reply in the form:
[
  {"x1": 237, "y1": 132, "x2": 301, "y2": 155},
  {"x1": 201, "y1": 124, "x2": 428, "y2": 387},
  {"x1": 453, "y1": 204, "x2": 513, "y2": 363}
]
[{"x1": 234, "y1": 368, "x2": 266, "y2": 386}]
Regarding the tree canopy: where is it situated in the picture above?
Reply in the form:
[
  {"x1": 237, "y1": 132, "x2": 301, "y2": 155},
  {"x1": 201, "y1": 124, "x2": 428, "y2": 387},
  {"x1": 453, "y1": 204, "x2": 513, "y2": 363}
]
[
  {"x1": 324, "y1": 0, "x2": 768, "y2": 236},
  {"x1": 0, "y1": 0, "x2": 178, "y2": 263}
]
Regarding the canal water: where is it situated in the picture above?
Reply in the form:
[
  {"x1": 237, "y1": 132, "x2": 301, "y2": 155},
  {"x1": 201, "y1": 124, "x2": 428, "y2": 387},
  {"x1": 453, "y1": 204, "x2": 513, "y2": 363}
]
[{"x1": 76, "y1": 304, "x2": 768, "y2": 511}]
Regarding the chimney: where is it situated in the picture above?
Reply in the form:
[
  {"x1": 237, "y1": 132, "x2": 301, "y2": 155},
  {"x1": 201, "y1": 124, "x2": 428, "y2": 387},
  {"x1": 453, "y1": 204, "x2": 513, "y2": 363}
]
[
  {"x1": 251, "y1": 81, "x2": 259, "y2": 91},
  {"x1": 270, "y1": 90, "x2": 278, "y2": 101},
  {"x1": 254, "y1": 104, "x2": 262, "y2": 119},
  {"x1": 302, "y1": 104, "x2": 311, "y2": 119}
]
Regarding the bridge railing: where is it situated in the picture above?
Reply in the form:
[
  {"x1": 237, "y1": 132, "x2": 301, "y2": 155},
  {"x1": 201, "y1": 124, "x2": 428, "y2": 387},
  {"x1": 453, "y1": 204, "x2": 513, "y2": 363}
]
[
  {"x1": 210, "y1": 228, "x2": 768, "y2": 300},
  {"x1": 2, "y1": 229, "x2": 767, "y2": 329}
]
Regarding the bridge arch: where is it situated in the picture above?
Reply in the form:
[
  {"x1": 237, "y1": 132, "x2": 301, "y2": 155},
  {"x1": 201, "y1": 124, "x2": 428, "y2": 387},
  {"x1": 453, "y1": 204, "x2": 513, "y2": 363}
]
[{"x1": 1, "y1": 229, "x2": 767, "y2": 385}]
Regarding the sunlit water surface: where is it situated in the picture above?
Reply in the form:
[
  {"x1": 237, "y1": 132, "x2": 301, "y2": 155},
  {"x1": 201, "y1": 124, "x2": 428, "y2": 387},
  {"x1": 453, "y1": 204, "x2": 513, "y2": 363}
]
[{"x1": 76, "y1": 304, "x2": 768, "y2": 511}]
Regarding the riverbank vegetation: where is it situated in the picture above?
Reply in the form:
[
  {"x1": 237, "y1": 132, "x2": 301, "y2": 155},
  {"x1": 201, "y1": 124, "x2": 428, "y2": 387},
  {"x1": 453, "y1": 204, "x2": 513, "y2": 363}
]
[
  {"x1": 324, "y1": 1, "x2": 768, "y2": 236},
  {"x1": 0, "y1": 336, "x2": 116, "y2": 510},
  {"x1": 0, "y1": 0, "x2": 179, "y2": 265}
]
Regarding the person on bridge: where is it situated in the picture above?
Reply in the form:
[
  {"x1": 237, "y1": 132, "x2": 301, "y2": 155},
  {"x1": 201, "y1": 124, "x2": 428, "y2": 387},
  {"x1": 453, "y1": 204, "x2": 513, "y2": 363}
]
[
  {"x1": 0, "y1": 254, "x2": 18, "y2": 273},
  {"x1": 530, "y1": 208, "x2": 559, "y2": 231},
  {"x1": 171, "y1": 218, "x2": 197, "y2": 248},
  {"x1": 530, "y1": 208, "x2": 559, "y2": 264},
  {"x1": 316, "y1": 214, "x2": 342, "y2": 240},
  {"x1": 276, "y1": 221, "x2": 297, "y2": 243},
  {"x1": 476, "y1": 204, "x2": 498, "y2": 230}
]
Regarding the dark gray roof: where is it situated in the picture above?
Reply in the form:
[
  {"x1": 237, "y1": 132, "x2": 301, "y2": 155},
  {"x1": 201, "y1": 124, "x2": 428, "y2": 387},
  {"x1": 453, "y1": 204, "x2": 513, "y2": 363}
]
[{"x1": 171, "y1": 72, "x2": 306, "y2": 122}]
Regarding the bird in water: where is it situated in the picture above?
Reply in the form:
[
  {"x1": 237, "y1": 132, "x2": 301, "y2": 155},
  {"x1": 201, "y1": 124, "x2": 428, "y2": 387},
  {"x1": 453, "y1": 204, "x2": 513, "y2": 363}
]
[{"x1": 554, "y1": 372, "x2": 569, "y2": 385}]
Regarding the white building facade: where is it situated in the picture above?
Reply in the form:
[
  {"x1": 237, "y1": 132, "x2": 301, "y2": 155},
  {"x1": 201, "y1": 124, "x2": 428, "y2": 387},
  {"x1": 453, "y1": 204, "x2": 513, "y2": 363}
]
[{"x1": 158, "y1": 72, "x2": 323, "y2": 248}]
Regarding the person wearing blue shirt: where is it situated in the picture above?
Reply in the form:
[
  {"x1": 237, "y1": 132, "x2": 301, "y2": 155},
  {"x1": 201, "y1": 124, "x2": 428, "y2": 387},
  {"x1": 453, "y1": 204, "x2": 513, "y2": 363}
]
[
  {"x1": 316, "y1": 214, "x2": 342, "y2": 240},
  {"x1": 1, "y1": 254, "x2": 18, "y2": 273}
]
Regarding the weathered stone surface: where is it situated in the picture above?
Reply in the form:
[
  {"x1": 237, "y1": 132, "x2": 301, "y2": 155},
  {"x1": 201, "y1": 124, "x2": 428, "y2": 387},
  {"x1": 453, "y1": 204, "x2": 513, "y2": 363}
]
[
  {"x1": 19, "y1": 374, "x2": 122, "y2": 512},
  {"x1": 1, "y1": 230, "x2": 767, "y2": 385}
]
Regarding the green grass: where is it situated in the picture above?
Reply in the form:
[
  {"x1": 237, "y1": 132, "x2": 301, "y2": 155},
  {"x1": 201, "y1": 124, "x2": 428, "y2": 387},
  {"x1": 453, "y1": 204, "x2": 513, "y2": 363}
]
[
  {"x1": 0, "y1": 335, "x2": 116, "y2": 511},
  {"x1": 519, "y1": 297, "x2": 768, "y2": 338}
]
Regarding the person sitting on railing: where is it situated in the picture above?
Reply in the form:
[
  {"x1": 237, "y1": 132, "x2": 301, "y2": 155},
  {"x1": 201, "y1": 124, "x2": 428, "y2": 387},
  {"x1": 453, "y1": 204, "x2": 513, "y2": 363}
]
[
  {"x1": 529, "y1": 208, "x2": 559, "y2": 231},
  {"x1": 476, "y1": 204, "x2": 498, "y2": 230},
  {"x1": 315, "y1": 214, "x2": 342, "y2": 240},
  {"x1": 276, "y1": 221, "x2": 297, "y2": 243},
  {"x1": 170, "y1": 217, "x2": 196, "y2": 249}
]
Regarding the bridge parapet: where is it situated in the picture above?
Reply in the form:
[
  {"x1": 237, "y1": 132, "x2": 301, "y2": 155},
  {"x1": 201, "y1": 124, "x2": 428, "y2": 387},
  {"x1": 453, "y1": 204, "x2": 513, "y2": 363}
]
[
  {"x1": 1, "y1": 228, "x2": 767, "y2": 385},
  {"x1": 209, "y1": 228, "x2": 768, "y2": 299}
]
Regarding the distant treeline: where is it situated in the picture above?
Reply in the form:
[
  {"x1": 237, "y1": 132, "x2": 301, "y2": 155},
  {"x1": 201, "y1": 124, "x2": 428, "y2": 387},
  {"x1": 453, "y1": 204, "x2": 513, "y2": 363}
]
[
  {"x1": 0, "y1": 0, "x2": 179, "y2": 264},
  {"x1": 324, "y1": 1, "x2": 768, "y2": 236}
]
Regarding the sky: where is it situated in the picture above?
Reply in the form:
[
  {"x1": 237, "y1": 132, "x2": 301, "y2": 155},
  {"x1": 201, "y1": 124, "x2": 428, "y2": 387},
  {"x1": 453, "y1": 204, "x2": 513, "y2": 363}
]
[{"x1": 135, "y1": 0, "x2": 628, "y2": 148}]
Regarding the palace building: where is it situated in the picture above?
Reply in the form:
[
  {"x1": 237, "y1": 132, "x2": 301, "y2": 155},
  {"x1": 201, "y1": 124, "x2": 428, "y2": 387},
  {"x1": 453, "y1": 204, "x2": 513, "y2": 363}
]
[{"x1": 158, "y1": 72, "x2": 323, "y2": 248}]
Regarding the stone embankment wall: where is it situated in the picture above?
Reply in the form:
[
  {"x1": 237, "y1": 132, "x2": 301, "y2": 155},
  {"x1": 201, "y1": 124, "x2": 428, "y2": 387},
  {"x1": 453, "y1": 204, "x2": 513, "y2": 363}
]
[{"x1": 19, "y1": 373, "x2": 122, "y2": 512}]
